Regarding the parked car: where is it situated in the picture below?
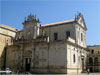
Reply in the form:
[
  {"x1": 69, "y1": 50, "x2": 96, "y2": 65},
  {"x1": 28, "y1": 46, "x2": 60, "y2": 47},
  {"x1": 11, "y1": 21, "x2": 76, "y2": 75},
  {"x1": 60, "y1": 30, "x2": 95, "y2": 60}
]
[
  {"x1": 6, "y1": 68, "x2": 12, "y2": 74},
  {"x1": 0, "y1": 68, "x2": 12, "y2": 74}
]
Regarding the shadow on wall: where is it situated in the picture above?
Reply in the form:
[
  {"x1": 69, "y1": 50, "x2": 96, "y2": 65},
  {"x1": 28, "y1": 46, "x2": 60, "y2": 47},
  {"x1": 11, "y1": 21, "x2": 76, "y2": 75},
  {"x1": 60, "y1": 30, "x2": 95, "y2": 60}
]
[{"x1": 0, "y1": 46, "x2": 7, "y2": 70}]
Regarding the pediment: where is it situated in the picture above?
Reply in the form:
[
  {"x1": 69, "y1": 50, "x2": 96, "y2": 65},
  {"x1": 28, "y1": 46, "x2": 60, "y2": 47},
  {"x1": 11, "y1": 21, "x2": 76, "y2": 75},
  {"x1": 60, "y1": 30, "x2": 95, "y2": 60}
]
[{"x1": 76, "y1": 13, "x2": 87, "y2": 30}]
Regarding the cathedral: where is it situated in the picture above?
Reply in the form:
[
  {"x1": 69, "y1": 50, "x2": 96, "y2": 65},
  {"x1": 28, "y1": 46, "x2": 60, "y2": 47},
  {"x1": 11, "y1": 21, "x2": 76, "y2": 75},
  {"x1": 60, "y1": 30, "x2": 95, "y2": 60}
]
[{"x1": 1, "y1": 13, "x2": 89, "y2": 74}]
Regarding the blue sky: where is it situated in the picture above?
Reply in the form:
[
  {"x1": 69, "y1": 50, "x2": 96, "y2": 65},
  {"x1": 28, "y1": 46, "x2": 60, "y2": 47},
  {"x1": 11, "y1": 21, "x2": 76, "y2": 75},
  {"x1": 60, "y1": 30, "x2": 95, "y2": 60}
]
[{"x1": 0, "y1": 0, "x2": 100, "y2": 45}]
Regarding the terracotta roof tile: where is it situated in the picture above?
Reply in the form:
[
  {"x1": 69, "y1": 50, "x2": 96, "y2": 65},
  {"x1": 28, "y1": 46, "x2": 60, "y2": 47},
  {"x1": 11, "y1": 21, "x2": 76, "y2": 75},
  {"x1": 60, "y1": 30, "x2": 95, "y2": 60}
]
[
  {"x1": 0, "y1": 25, "x2": 17, "y2": 31},
  {"x1": 42, "y1": 19, "x2": 75, "y2": 27}
]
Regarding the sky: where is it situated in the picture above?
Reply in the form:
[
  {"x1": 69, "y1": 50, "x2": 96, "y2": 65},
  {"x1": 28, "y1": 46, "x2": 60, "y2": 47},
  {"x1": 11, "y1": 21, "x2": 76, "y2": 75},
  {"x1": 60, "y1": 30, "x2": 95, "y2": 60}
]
[{"x1": 0, "y1": 0, "x2": 100, "y2": 45}]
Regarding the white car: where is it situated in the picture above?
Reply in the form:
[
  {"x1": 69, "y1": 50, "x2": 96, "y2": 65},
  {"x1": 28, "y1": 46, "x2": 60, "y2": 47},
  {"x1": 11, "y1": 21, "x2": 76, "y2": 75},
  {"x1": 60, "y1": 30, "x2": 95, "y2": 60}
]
[
  {"x1": 0, "y1": 68, "x2": 12, "y2": 74},
  {"x1": 6, "y1": 68, "x2": 12, "y2": 74}
]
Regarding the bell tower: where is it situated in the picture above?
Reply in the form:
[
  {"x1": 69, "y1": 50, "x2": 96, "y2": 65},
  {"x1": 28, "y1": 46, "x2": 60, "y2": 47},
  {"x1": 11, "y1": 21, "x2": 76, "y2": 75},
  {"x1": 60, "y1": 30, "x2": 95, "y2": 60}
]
[{"x1": 22, "y1": 13, "x2": 40, "y2": 40}]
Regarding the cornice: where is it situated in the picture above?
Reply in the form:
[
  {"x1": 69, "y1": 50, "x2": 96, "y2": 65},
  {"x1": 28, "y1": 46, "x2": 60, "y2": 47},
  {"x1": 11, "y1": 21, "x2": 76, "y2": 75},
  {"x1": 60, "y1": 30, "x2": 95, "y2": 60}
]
[
  {"x1": 0, "y1": 33, "x2": 13, "y2": 38},
  {"x1": 0, "y1": 26, "x2": 17, "y2": 32}
]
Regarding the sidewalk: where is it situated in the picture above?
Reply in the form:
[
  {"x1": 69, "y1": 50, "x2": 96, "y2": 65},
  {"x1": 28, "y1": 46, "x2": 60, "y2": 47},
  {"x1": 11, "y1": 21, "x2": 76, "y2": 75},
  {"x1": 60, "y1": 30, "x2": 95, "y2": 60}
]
[{"x1": 24, "y1": 73, "x2": 100, "y2": 75}]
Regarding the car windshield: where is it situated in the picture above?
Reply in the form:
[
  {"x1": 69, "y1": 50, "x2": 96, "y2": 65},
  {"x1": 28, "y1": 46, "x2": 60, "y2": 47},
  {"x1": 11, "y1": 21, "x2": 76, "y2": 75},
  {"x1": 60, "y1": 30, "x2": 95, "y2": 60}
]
[{"x1": 6, "y1": 68, "x2": 9, "y2": 70}]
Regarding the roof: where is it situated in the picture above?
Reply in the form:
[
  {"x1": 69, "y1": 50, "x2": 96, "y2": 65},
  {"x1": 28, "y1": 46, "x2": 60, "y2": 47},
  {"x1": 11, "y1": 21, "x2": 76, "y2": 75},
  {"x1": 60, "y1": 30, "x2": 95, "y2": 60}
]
[
  {"x1": 41, "y1": 19, "x2": 75, "y2": 27},
  {"x1": 17, "y1": 29, "x2": 23, "y2": 32},
  {"x1": 88, "y1": 45, "x2": 100, "y2": 47},
  {"x1": 0, "y1": 25, "x2": 17, "y2": 31}
]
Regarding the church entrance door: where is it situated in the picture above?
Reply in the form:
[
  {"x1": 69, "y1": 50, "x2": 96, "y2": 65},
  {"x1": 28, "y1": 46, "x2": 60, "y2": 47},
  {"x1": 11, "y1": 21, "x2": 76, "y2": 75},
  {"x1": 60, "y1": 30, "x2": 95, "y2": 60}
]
[
  {"x1": 25, "y1": 58, "x2": 31, "y2": 71},
  {"x1": 90, "y1": 67, "x2": 93, "y2": 72}
]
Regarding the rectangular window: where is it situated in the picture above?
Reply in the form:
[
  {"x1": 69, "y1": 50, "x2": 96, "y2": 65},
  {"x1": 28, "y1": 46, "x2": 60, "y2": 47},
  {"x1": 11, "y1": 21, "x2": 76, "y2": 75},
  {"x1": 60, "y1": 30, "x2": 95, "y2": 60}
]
[
  {"x1": 81, "y1": 33, "x2": 83, "y2": 41},
  {"x1": 91, "y1": 49, "x2": 94, "y2": 54},
  {"x1": 54, "y1": 33, "x2": 58, "y2": 40},
  {"x1": 66, "y1": 31, "x2": 70, "y2": 39},
  {"x1": 73, "y1": 54, "x2": 76, "y2": 63}
]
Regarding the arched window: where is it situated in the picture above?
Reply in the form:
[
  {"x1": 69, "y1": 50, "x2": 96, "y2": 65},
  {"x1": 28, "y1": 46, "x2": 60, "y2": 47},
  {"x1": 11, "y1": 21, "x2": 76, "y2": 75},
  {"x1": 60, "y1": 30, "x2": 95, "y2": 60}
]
[
  {"x1": 94, "y1": 57, "x2": 98, "y2": 65},
  {"x1": 89, "y1": 57, "x2": 93, "y2": 65},
  {"x1": 73, "y1": 54, "x2": 76, "y2": 63}
]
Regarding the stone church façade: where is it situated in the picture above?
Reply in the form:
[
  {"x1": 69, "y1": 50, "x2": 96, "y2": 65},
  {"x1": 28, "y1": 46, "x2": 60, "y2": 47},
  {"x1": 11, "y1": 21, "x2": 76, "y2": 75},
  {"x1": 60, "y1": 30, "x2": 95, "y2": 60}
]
[{"x1": 3, "y1": 13, "x2": 88, "y2": 74}]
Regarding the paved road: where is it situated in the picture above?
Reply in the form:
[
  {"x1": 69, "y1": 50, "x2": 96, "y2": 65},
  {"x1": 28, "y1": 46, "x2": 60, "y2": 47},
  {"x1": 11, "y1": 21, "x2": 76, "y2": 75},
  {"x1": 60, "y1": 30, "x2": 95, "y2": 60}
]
[{"x1": 23, "y1": 73, "x2": 100, "y2": 75}]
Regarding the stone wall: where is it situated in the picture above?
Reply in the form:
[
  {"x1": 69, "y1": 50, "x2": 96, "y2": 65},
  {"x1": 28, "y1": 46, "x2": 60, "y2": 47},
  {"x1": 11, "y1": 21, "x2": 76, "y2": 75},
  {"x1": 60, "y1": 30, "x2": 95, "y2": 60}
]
[
  {"x1": 0, "y1": 25, "x2": 16, "y2": 68},
  {"x1": 6, "y1": 40, "x2": 87, "y2": 74},
  {"x1": 6, "y1": 41, "x2": 67, "y2": 73},
  {"x1": 41, "y1": 23, "x2": 75, "y2": 42}
]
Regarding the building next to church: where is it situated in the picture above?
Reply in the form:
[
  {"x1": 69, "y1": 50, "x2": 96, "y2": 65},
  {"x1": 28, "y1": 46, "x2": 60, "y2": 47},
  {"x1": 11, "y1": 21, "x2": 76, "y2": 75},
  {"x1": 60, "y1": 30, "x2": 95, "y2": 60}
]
[
  {"x1": 2, "y1": 13, "x2": 88, "y2": 74},
  {"x1": 0, "y1": 25, "x2": 17, "y2": 69},
  {"x1": 87, "y1": 45, "x2": 100, "y2": 72}
]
